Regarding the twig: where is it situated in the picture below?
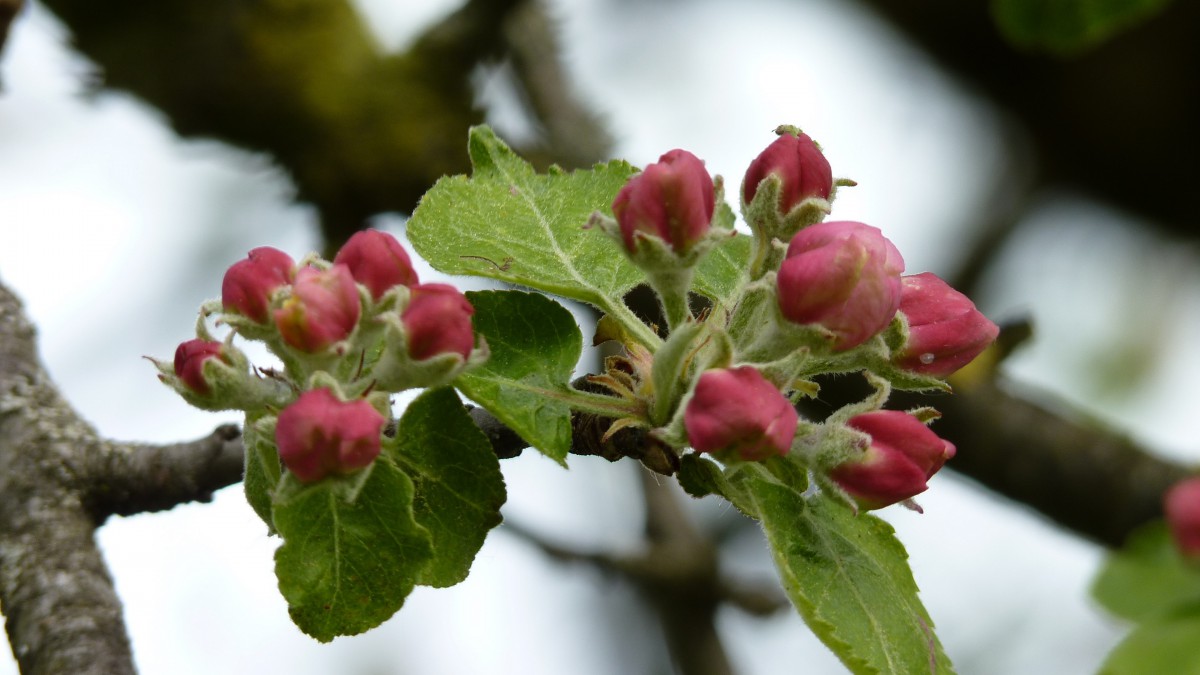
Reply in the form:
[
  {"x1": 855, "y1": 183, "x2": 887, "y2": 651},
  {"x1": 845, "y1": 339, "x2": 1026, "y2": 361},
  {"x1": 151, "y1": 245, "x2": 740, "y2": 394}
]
[{"x1": 77, "y1": 425, "x2": 244, "y2": 521}]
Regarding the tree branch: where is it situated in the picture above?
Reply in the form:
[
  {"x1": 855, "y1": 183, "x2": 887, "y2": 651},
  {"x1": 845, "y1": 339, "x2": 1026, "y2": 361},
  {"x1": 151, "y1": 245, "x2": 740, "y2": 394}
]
[
  {"x1": 0, "y1": 0, "x2": 21, "y2": 57},
  {"x1": 77, "y1": 425, "x2": 244, "y2": 521},
  {"x1": 893, "y1": 376, "x2": 1189, "y2": 548},
  {"x1": 0, "y1": 279, "x2": 135, "y2": 675}
]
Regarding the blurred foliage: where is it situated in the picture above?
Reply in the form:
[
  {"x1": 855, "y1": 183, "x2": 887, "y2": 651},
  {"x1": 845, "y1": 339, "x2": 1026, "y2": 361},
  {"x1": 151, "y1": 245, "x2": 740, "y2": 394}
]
[
  {"x1": 990, "y1": 0, "x2": 1175, "y2": 54},
  {"x1": 1092, "y1": 523, "x2": 1200, "y2": 673}
]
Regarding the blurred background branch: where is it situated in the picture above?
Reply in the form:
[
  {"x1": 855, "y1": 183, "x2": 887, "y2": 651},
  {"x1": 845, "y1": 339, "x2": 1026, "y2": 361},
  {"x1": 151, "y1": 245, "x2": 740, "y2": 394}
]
[
  {"x1": 0, "y1": 0, "x2": 20, "y2": 56},
  {"x1": 35, "y1": 0, "x2": 610, "y2": 251}
]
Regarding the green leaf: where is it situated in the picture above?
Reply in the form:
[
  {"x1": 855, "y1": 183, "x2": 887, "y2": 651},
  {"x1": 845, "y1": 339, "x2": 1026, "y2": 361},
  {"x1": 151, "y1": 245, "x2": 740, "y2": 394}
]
[
  {"x1": 692, "y1": 218, "x2": 751, "y2": 311},
  {"x1": 990, "y1": 0, "x2": 1174, "y2": 54},
  {"x1": 407, "y1": 126, "x2": 641, "y2": 316},
  {"x1": 387, "y1": 387, "x2": 506, "y2": 588},
  {"x1": 677, "y1": 454, "x2": 757, "y2": 517},
  {"x1": 1100, "y1": 613, "x2": 1200, "y2": 675},
  {"x1": 273, "y1": 460, "x2": 434, "y2": 641},
  {"x1": 1092, "y1": 522, "x2": 1200, "y2": 622},
  {"x1": 455, "y1": 290, "x2": 582, "y2": 463},
  {"x1": 743, "y1": 476, "x2": 953, "y2": 674}
]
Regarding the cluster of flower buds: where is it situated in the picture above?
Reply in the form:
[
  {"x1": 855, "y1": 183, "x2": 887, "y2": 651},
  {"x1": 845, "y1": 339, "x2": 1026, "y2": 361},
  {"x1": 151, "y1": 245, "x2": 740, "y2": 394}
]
[
  {"x1": 594, "y1": 125, "x2": 998, "y2": 510},
  {"x1": 155, "y1": 229, "x2": 486, "y2": 484}
]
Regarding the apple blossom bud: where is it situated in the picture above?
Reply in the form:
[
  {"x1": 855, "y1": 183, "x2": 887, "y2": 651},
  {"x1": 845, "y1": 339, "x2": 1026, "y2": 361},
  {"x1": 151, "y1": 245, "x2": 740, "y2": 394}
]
[
  {"x1": 742, "y1": 130, "x2": 833, "y2": 213},
  {"x1": 612, "y1": 149, "x2": 714, "y2": 255},
  {"x1": 402, "y1": 283, "x2": 475, "y2": 360},
  {"x1": 776, "y1": 221, "x2": 905, "y2": 350},
  {"x1": 894, "y1": 273, "x2": 999, "y2": 377},
  {"x1": 274, "y1": 265, "x2": 361, "y2": 352},
  {"x1": 684, "y1": 366, "x2": 799, "y2": 460},
  {"x1": 829, "y1": 410, "x2": 956, "y2": 509},
  {"x1": 333, "y1": 229, "x2": 420, "y2": 300},
  {"x1": 275, "y1": 388, "x2": 385, "y2": 483},
  {"x1": 221, "y1": 247, "x2": 295, "y2": 323},
  {"x1": 173, "y1": 339, "x2": 226, "y2": 394},
  {"x1": 1165, "y1": 478, "x2": 1200, "y2": 558}
]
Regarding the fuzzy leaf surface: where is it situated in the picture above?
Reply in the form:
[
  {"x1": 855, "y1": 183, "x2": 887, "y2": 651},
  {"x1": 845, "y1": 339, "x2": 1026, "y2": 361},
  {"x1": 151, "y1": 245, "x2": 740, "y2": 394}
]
[
  {"x1": 388, "y1": 387, "x2": 506, "y2": 587},
  {"x1": 740, "y1": 472, "x2": 953, "y2": 674},
  {"x1": 691, "y1": 210, "x2": 751, "y2": 310},
  {"x1": 273, "y1": 460, "x2": 433, "y2": 641},
  {"x1": 679, "y1": 455, "x2": 949, "y2": 673},
  {"x1": 407, "y1": 125, "x2": 641, "y2": 313},
  {"x1": 454, "y1": 290, "x2": 582, "y2": 463}
]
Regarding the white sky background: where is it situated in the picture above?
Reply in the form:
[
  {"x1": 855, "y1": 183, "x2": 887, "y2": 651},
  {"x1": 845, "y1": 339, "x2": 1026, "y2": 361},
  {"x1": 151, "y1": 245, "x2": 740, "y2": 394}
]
[{"x1": 2, "y1": 0, "x2": 1199, "y2": 672}]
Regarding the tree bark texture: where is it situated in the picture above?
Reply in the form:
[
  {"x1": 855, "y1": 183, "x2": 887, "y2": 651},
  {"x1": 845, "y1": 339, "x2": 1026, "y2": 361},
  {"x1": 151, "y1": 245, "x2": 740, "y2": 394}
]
[
  {"x1": 0, "y1": 281, "x2": 136, "y2": 674},
  {"x1": 0, "y1": 280, "x2": 245, "y2": 673}
]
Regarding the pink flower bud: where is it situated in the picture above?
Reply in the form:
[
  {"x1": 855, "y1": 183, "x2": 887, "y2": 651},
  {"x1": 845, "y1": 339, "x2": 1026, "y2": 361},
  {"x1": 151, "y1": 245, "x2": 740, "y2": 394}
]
[
  {"x1": 333, "y1": 229, "x2": 420, "y2": 300},
  {"x1": 173, "y1": 339, "x2": 226, "y2": 394},
  {"x1": 221, "y1": 247, "x2": 295, "y2": 323},
  {"x1": 1165, "y1": 478, "x2": 1200, "y2": 558},
  {"x1": 830, "y1": 410, "x2": 956, "y2": 510},
  {"x1": 776, "y1": 221, "x2": 905, "y2": 350},
  {"x1": 742, "y1": 130, "x2": 833, "y2": 212},
  {"x1": 894, "y1": 273, "x2": 999, "y2": 377},
  {"x1": 402, "y1": 283, "x2": 475, "y2": 360},
  {"x1": 275, "y1": 388, "x2": 385, "y2": 483},
  {"x1": 684, "y1": 366, "x2": 799, "y2": 461},
  {"x1": 612, "y1": 149, "x2": 715, "y2": 255},
  {"x1": 274, "y1": 265, "x2": 361, "y2": 352}
]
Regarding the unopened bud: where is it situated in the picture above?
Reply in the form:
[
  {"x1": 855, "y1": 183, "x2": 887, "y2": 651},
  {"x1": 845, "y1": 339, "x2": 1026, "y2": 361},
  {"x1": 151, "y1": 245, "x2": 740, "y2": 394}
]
[
  {"x1": 1165, "y1": 478, "x2": 1200, "y2": 559},
  {"x1": 684, "y1": 366, "x2": 798, "y2": 460},
  {"x1": 894, "y1": 273, "x2": 999, "y2": 377},
  {"x1": 402, "y1": 283, "x2": 476, "y2": 360},
  {"x1": 333, "y1": 229, "x2": 420, "y2": 300},
  {"x1": 612, "y1": 149, "x2": 715, "y2": 256},
  {"x1": 274, "y1": 265, "x2": 361, "y2": 352},
  {"x1": 742, "y1": 129, "x2": 833, "y2": 214},
  {"x1": 829, "y1": 410, "x2": 955, "y2": 509},
  {"x1": 221, "y1": 247, "x2": 295, "y2": 323},
  {"x1": 275, "y1": 388, "x2": 385, "y2": 483},
  {"x1": 776, "y1": 221, "x2": 904, "y2": 350},
  {"x1": 173, "y1": 339, "x2": 227, "y2": 394}
]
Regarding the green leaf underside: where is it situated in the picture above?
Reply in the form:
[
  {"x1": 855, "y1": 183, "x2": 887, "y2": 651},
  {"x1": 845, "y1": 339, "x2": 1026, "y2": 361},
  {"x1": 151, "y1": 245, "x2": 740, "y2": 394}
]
[
  {"x1": 407, "y1": 126, "x2": 642, "y2": 312},
  {"x1": 242, "y1": 422, "x2": 276, "y2": 531},
  {"x1": 1100, "y1": 614, "x2": 1200, "y2": 675},
  {"x1": 388, "y1": 387, "x2": 506, "y2": 588},
  {"x1": 681, "y1": 455, "x2": 950, "y2": 675},
  {"x1": 990, "y1": 0, "x2": 1174, "y2": 53},
  {"x1": 273, "y1": 460, "x2": 433, "y2": 641},
  {"x1": 455, "y1": 290, "x2": 581, "y2": 463},
  {"x1": 1092, "y1": 522, "x2": 1200, "y2": 623}
]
